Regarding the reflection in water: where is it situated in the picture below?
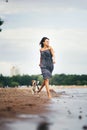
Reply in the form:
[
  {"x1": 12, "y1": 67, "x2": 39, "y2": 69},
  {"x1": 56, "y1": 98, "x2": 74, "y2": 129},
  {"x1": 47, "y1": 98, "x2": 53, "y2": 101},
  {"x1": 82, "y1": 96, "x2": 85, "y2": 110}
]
[
  {"x1": 37, "y1": 122, "x2": 51, "y2": 130},
  {"x1": 0, "y1": 119, "x2": 11, "y2": 130}
]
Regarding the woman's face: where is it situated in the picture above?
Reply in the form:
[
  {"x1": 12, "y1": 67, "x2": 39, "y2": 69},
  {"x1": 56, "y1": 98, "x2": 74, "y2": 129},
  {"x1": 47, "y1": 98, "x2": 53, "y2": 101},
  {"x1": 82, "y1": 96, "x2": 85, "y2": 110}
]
[{"x1": 43, "y1": 39, "x2": 49, "y2": 47}]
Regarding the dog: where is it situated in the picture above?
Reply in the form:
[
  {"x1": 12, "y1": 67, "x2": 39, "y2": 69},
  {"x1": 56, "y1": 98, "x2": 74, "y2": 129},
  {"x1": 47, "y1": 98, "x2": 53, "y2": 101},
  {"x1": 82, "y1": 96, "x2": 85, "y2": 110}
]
[{"x1": 31, "y1": 80, "x2": 39, "y2": 94}]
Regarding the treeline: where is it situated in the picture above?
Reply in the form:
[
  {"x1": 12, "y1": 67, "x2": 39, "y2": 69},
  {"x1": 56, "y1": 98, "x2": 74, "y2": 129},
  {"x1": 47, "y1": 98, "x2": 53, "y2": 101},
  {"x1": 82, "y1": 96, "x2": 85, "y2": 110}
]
[{"x1": 0, "y1": 74, "x2": 87, "y2": 87}]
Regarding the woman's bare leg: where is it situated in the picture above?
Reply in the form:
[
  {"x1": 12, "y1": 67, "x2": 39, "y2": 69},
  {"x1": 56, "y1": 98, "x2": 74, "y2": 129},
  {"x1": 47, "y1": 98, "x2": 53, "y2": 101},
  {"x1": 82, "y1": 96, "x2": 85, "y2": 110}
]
[
  {"x1": 45, "y1": 79, "x2": 51, "y2": 98},
  {"x1": 38, "y1": 80, "x2": 45, "y2": 93}
]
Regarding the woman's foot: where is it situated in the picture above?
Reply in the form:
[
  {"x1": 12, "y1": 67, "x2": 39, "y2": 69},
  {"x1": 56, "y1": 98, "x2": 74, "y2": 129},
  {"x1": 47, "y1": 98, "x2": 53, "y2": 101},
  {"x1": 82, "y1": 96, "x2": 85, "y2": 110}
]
[
  {"x1": 48, "y1": 94, "x2": 52, "y2": 99},
  {"x1": 37, "y1": 90, "x2": 40, "y2": 93}
]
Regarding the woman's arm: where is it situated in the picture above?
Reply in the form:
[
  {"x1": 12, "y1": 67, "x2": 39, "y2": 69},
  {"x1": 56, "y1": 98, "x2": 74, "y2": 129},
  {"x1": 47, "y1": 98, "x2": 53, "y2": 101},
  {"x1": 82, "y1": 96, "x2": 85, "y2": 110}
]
[
  {"x1": 39, "y1": 57, "x2": 42, "y2": 66},
  {"x1": 39, "y1": 49, "x2": 42, "y2": 66},
  {"x1": 49, "y1": 46, "x2": 56, "y2": 64}
]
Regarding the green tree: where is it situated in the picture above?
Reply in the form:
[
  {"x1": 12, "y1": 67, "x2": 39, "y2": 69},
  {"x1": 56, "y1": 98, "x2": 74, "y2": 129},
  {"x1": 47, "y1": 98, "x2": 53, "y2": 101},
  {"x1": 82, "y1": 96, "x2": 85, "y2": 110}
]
[
  {"x1": 10, "y1": 81, "x2": 19, "y2": 87},
  {"x1": 21, "y1": 75, "x2": 32, "y2": 86},
  {"x1": 0, "y1": 82, "x2": 3, "y2": 88}
]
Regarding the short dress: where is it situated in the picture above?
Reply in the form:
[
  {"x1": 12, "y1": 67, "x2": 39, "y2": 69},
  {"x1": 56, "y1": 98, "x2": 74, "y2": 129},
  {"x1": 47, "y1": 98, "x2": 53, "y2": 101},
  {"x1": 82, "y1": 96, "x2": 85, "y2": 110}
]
[{"x1": 40, "y1": 49, "x2": 54, "y2": 79}]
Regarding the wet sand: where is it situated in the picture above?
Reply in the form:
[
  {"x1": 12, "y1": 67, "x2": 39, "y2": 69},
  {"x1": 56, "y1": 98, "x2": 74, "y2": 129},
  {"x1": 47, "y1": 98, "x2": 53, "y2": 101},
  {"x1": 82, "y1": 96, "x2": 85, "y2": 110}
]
[
  {"x1": 0, "y1": 87, "x2": 59, "y2": 118},
  {"x1": 0, "y1": 86, "x2": 87, "y2": 130}
]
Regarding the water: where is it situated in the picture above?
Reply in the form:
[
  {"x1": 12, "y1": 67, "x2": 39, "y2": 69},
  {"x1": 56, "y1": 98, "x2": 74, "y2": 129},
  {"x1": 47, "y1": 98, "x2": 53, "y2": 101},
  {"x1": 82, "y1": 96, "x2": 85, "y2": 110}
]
[{"x1": 0, "y1": 88, "x2": 87, "y2": 130}]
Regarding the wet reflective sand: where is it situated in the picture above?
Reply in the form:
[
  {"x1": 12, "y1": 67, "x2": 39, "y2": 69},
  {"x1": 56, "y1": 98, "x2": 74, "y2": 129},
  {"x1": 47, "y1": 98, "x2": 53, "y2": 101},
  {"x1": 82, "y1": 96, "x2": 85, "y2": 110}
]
[{"x1": 0, "y1": 87, "x2": 87, "y2": 130}]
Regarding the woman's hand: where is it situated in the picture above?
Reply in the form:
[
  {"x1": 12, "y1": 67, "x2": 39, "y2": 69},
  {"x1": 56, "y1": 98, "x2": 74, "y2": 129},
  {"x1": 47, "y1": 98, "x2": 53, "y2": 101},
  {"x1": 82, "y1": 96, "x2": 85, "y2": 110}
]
[
  {"x1": 53, "y1": 61, "x2": 56, "y2": 64},
  {"x1": 52, "y1": 57, "x2": 56, "y2": 64},
  {"x1": 39, "y1": 64, "x2": 41, "y2": 66}
]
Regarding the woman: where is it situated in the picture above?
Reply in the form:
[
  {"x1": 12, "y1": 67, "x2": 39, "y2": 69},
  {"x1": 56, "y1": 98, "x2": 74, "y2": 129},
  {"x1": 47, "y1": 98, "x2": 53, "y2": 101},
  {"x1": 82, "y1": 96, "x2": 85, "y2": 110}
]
[{"x1": 38, "y1": 37, "x2": 55, "y2": 98}]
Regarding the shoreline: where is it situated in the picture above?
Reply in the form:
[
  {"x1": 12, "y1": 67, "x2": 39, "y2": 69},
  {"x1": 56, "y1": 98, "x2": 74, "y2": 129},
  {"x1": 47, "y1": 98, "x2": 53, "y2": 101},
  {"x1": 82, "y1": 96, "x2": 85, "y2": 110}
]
[
  {"x1": 0, "y1": 86, "x2": 87, "y2": 130},
  {"x1": 0, "y1": 86, "x2": 87, "y2": 118}
]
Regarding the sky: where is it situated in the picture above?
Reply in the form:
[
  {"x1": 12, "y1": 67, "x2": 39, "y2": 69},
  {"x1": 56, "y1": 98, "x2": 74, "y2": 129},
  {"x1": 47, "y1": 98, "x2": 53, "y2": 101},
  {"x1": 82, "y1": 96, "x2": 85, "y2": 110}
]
[{"x1": 0, "y1": 0, "x2": 87, "y2": 76}]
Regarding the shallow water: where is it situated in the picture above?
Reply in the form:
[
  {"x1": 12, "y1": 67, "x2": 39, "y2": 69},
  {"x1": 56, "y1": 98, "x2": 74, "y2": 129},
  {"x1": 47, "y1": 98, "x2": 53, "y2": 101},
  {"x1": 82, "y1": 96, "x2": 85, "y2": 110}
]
[{"x1": 0, "y1": 88, "x2": 87, "y2": 130}]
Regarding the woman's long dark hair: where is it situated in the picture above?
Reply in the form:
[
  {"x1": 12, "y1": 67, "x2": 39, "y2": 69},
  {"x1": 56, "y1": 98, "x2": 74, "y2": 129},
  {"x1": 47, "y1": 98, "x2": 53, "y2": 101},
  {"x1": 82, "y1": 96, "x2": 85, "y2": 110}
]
[{"x1": 39, "y1": 37, "x2": 49, "y2": 48}]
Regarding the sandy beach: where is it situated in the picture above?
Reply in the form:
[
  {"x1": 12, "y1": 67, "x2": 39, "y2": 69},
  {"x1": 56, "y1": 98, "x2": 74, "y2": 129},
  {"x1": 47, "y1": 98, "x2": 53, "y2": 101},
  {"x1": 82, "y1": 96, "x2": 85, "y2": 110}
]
[
  {"x1": 0, "y1": 87, "x2": 60, "y2": 117},
  {"x1": 0, "y1": 86, "x2": 87, "y2": 130}
]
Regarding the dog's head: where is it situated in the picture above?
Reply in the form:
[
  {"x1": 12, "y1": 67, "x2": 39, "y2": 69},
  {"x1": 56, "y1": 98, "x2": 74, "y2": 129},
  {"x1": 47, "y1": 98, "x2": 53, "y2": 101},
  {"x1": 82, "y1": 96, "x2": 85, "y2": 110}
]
[{"x1": 32, "y1": 80, "x2": 36, "y2": 86}]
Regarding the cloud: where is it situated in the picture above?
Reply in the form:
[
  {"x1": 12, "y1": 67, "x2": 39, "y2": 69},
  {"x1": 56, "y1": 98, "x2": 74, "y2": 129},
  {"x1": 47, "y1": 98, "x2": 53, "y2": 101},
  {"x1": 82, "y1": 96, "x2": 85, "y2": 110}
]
[
  {"x1": 0, "y1": 0, "x2": 87, "y2": 16},
  {"x1": 0, "y1": 27, "x2": 87, "y2": 55},
  {"x1": 0, "y1": 27, "x2": 87, "y2": 75},
  {"x1": 0, "y1": 0, "x2": 87, "y2": 75}
]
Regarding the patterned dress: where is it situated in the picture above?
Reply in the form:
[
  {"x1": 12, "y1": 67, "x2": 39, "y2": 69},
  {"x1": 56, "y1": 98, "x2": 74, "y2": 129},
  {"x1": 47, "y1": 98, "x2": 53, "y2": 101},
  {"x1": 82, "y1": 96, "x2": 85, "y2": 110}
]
[{"x1": 40, "y1": 49, "x2": 54, "y2": 79}]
